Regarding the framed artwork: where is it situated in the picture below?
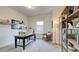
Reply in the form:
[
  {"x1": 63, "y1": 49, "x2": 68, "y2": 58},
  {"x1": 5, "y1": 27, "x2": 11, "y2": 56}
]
[{"x1": 11, "y1": 19, "x2": 24, "y2": 29}]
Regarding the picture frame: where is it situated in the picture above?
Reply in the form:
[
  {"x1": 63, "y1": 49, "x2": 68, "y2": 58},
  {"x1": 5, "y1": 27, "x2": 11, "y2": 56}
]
[{"x1": 11, "y1": 19, "x2": 24, "y2": 29}]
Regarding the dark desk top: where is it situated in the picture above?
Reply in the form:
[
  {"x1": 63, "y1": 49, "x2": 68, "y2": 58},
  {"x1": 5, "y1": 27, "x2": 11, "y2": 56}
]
[{"x1": 15, "y1": 33, "x2": 35, "y2": 39}]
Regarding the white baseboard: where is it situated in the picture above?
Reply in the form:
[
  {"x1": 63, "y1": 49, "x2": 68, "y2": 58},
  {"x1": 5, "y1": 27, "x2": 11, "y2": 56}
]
[{"x1": 0, "y1": 42, "x2": 14, "y2": 48}]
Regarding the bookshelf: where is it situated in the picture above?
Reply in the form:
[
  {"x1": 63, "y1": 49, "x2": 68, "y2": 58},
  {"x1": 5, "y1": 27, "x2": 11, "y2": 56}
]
[{"x1": 61, "y1": 6, "x2": 79, "y2": 52}]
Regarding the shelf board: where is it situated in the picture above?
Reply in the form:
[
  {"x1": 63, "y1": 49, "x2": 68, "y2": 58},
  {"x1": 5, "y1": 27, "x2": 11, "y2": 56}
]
[
  {"x1": 62, "y1": 38, "x2": 79, "y2": 52},
  {"x1": 68, "y1": 38, "x2": 79, "y2": 51},
  {"x1": 61, "y1": 7, "x2": 68, "y2": 15},
  {"x1": 67, "y1": 9, "x2": 79, "y2": 21},
  {"x1": 62, "y1": 9, "x2": 79, "y2": 22}
]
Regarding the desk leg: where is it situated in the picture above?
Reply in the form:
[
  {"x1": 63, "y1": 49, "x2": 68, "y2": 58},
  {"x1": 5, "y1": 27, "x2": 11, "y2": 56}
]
[
  {"x1": 34, "y1": 34, "x2": 36, "y2": 41},
  {"x1": 77, "y1": 35, "x2": 79, "y2": 45},
  {"x1": 23, "y1": 39, "x2": 25, "y2": 50},
  {"x1": 15, "y1": 38, "x2": 17, "y2": 48}
]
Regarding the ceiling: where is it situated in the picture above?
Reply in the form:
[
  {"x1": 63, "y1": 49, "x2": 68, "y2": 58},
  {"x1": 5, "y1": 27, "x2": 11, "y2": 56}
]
[{"x1": 8, "y1": 6, "x2": 65, "y2": 17}]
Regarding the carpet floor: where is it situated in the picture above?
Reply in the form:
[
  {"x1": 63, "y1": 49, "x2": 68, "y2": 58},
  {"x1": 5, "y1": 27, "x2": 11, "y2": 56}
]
[{"x1": 0, "y1": 39, "x2": 60, "y2": 52}]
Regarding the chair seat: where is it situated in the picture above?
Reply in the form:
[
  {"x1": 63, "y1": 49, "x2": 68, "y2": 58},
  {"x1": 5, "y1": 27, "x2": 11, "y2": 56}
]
[{"x1": 42, "y1": 33, "x2": 52, "y2": 41}]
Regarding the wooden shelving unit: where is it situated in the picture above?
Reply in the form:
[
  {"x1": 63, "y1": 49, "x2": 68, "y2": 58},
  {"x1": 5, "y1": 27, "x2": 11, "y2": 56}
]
[
  {"x1": 61, "y1": 6, "x2": 79, "y2": 52},
  {"x1": 68, "y1": 9, "x2": 79, "y2": 21}
]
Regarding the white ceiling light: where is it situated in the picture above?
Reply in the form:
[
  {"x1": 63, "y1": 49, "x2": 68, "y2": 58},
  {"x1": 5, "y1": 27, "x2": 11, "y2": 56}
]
[
  {"x1": 26, "y1": 6, "x2": 36, "y2": 10},
  {"x1": 28, "y1": 6, "x2": 32, "y2": 8}
]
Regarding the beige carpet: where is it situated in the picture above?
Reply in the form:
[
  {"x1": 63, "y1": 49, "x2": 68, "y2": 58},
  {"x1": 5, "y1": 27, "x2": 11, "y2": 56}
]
[{"x1": 0, "y1": 39, "x2": 60, "y2": 52}]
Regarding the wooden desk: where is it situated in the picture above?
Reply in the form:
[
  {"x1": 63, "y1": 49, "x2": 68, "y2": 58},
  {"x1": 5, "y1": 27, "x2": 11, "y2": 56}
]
[{"x1": 15, "y1": 34, "x2": 36, "y2": 50}]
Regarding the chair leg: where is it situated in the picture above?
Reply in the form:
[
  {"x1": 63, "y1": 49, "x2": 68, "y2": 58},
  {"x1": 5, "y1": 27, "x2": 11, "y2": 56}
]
[{"x1": 23, "y1": 39, "x2": 25, "y2": 50}]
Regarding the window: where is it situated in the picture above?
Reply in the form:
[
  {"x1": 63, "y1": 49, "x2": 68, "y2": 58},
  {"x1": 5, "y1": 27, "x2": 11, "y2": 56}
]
[{"x1": 36, "y1": 21, "x2": 44, "y2": 34}]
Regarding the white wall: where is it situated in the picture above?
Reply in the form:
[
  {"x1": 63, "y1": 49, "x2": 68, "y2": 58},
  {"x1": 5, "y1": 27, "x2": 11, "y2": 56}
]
[
  {"x1": 0, "y1": 7, "x2": 28, "y2": 48},
  {"x1": 28, "y1": 14, "x2": 53, "y2": 38},
  {"x1": 52, "y1": 6, "x2": 65, "y2": 44},
  {"x1": 0, "y1": 6, "x2": 65, "y2": 48}
]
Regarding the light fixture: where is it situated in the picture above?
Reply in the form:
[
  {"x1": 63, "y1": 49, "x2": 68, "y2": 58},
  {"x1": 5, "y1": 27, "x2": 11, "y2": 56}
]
[
  {"x1": 28, "y1": 6, "x2": 32, "y2": 8},
  {"x1": 25, "y1": 6, "x2": 36, "y2": 10}
]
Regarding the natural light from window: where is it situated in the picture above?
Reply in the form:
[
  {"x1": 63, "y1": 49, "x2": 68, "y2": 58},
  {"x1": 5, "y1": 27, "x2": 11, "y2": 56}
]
[
  {"x1": 37, "y1": 21, "x2": 43, "y2": 25},
  {"x1": 36, "y1": 21, "x2": 44, "y2": 34}
]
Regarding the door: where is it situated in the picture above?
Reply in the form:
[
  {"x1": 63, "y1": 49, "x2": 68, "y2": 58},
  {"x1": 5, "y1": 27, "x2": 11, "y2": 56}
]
[{"x1": 36, "y1": 21, "x2": 44, "y2": 39}]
